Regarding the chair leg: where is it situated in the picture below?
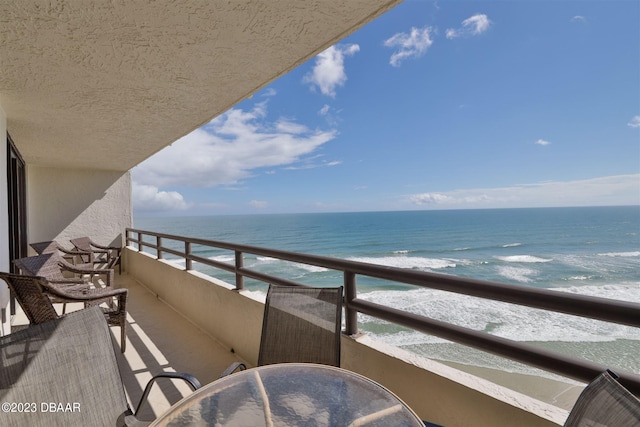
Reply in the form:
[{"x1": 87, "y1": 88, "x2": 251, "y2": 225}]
[{"x1": 120, "y1": 324, "x2": 126, "y2": 353}]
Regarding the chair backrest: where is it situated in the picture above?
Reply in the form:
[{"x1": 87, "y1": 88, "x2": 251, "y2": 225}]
[
  {"x1": 258, "y1": 285, "x2": 343, "y2": 367},
  {"x1": 0, "y1": 272, "x2": 59, "y2": 324},
  {"x1": 70, "y1": 236, "x2": 92, "y2": 252},
  {"x1": 0, "y1": 306, "x2": 130, "y2": 426},
  {"x1": 30, "y1": 241, "x2": 59, "y2": 254},
  {"x1": 564, "y1": 370, "x2": 640, "y2": 427},
  {"x1": 13, "y1": 253, "x2": 67, "y2": 281}
]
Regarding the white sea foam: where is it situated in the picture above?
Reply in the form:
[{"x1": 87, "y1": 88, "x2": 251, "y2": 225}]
[
  {"x1": 496, "y1": 265, "x2": 537, "y2": 283},
  {"x1": 555, "y1": 282, "x2": 640, "y2": 299},
  {"x1": 347, "y1": 256, "x2": 456, "y2": 270},
  {"x1": 567, "y1": 275, "x2": 594, "y2": 281},
  {"x1": 494, "y1": 255, "x2": 552, "y2": 263},
  {"x1": 502, "y1": 243, "x2": 522, "y2": 248},
  {"x1": 256, "y1": 256, "x2": 278, "y2": 263},
  {"x1": 209, "y1": 255, "x2": 234, "y2": 263},
  {"x1": 598, "y1": 251, "x2": 640, "y2": 257},
  {"x1": 247, "y1": 256, "x2": 329, "y2": 273},
  {"x1": 393, "y1": 250, "x2": 409, "y2": 254},
  {"x1": 297, "y1": 264, "x2": 329, "y2": 273},
  {"x1": 357, "y1": 284, "x2": 640, "y2": 345}
]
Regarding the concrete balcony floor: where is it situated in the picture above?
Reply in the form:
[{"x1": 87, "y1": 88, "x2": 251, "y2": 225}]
[{"x1": 11, "y1": 273, "x2": 243, "y2": 422}]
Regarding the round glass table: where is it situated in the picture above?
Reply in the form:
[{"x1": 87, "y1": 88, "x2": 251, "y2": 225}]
[{"x1": 150, "y1": 363, "x2": 424, "y2": 426}]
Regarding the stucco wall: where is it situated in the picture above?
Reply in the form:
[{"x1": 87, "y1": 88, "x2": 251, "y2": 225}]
[{"x1": 27, "y1": 166, "x2": 132, "y2": 249}]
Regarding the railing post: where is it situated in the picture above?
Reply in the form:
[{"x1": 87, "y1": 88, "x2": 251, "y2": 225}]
[
  {"x1": 344, "y1": 271, "x2": 358, "y2": 335},
  {"x1": 137, "y1": 232, "x2": 142, "y2": 252},
  {"x1": 185, "y1": 242, "x2": 192, "y2": 270},
  {"x1": 157, "y1": 236, "x2": 163, "y2": 259},
  {"x1": 235, "y1": 250, "x2": 244, "y2": 290}
]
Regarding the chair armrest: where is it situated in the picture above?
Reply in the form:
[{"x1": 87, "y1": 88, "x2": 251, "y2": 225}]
[
  {"x1": 91, "y1": 242, "x2": 121, "y2": 254},
  {"x1": 47, "y1": 277, "x2": 86, "y2": 284},
  {"x1": 58, "y1": 260, "x2": 115, "y2": 287},
  {"x1": 134, "y1": 372, "x2": 202, "y2": 416},
  {"x1": 43, "y1": 283, "x2": 127, "y2": 302},
  {"x1": 75, "y1": 247, "x2": 111, "y2": 266},
  {"x1": 89, "y1": 242, "x2": 121, "y2": 262},
  {"x1": 220, "y1": 362, "x2": 247, "y2": 377}
]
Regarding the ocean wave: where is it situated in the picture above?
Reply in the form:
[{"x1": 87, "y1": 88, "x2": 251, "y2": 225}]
[
  {"x1": 494, "y1": 255, "x2": 552, "y2": 263},
  {"x1": 347, "y1": 256, "x2": 456, "y2": 270},
  {"x1": 554, "y1": 282, "x2": 640, "y2": 299},
  {"x1": 297, "y1": 264, "x2": 329, "y2": 273},
  {"x1": 209, "y1": 255, "x2": 234, "y2": 263},
  {"x1": 496, "y1": 266, "x2": 537, "y2": 283},
  {"x1": 393, "y1": 250, "x2": 409, "y2": 254},
  {"x1": 256, "y1": 256, "x2": 278, "y2": 263},
  {"x1": 502, "y1": 243, "x2": 522, "y2": 248},
  {"x1": 598, "y1": 251, "x2": 640, "y2": 257},
  {"x1": 357, "y1": 285, "x2": 640, "y2": 344},
  {"x1": 566, "y1": 275, "x2": 595, "y2": 281}
]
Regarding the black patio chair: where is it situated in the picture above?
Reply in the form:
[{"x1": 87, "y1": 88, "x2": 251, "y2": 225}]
[
  {"x1": 564, "y1": 370, "x2": 640, "y2": 427},
  {"x1": 221, "y1": 285, "x2": 343, "y2": 376}
]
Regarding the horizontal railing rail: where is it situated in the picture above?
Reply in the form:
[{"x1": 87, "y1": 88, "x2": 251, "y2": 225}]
[{"x1": 126, "y1": 227, "x2": 640, "y2": 395}]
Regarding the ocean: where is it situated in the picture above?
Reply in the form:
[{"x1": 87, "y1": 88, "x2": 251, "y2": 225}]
[{"x1": 135, "y1": 206, "x2": 640, "y2": 381}]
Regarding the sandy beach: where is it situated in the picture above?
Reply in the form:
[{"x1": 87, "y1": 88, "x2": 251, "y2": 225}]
[{"x1": 439, "y1": 360, "x2": 584, "y2": 411}]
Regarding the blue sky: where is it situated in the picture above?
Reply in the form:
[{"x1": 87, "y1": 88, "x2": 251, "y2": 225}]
[{"x1": 133, "y1": 0, "x2": 640, "y2": 217}]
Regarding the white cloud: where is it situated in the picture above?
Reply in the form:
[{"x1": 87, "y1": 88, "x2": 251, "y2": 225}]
[
  {"x1": 628, "y1": 115, "x2": 640, "y2": 128},
  {"x1": 250, "y1": 200, "x2": 268, "y2": 209},
  {"x1": 284, "y1": 159, "x2": 342, "y2": 170},
  {"x1": 133, "y1": 183, "x2": 189, "y2": 212},
  {"x1": 319, "y1": 104, "x2": 330, "y2": 115},
  {"x1": 303, "y1": 44, "x2": 360, "y2": 97},
  {"x1": 406, "y1": 175, "x2": 640, "y2": 209},
  {"x1": 536, "y1": 139, "x2": 551, "y2": 146},
  {"x1": 446, "y1": 14, "x2": 492, "y2": 39},
  {"x1": 571, "y1": 16, "x2": 587, "y2": 24},
  {"x1": 275, "y1": 119, "x2": 308, "y2": 134},
  {"x1": 132, "y1": 102, "x2": 337, "y2": 189},
  {"x1": 384, "y1": 26, "x2": 434, "y2": 67}
]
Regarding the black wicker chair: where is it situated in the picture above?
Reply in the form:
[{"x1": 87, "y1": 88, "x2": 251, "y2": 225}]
[
  {"x1": 71, "y1": 236, "x2": 122, "y2": 273},
  {"x1": 0, "y1": 271, "x2": 128, "y2": 353}
]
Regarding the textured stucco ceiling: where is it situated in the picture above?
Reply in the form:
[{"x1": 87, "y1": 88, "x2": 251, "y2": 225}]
[{"x1": 0, "y1": 0, "x2": 400, "y2": 171}]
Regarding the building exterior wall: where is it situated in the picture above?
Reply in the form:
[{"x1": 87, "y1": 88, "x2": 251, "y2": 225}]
[
  {"x1": 27, "y1": 166, "x2": 132, "y2": 249},
  {"x1": 0, "y1": 104, "x2": 9, "y2": 332}
]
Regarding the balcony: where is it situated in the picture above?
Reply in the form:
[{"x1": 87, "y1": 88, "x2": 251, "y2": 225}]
[
  {"x1": 10, "y1": 273, "x2": 242, "y2": 421},
  {"x1": 10, "y1": 232, "x2": 640, "y2": 426}
]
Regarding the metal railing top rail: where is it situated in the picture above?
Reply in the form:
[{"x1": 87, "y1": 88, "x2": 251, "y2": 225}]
[{"x1": 125, "y1": 228, "x2": 640, "y2": 395}]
